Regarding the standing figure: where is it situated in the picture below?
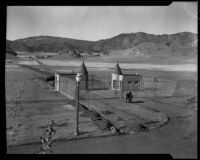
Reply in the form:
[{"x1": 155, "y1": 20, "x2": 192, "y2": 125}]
[
  {"x1": 125, "y1": 91, "x2": 133, "y2": 103},
  {"x1": 128, "y1": 91, "x2": 133, "y2": 103},
  {"x1": 125, "y1": 91, "x2": 129, "y2": 103}
]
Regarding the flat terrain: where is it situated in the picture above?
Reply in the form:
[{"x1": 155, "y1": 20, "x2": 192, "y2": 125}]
[
  {"x1": 38, "y1": 59, "x2": 197, "y2": 72},
  {"x1": 6, "y1": 58, "x2": 197, "y2": 157},
  {"x1": 7, "y1": 96, "x2": 197, "y2": 158}
]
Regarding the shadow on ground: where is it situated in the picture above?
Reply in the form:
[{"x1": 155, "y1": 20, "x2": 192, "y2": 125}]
[{"x1": 129, "y1": 101, "x2": 145, "y2": 103}]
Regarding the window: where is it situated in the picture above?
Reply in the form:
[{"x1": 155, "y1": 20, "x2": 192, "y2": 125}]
[
  {"x1": 113, "y1": 80, "x2": 122, "y2": 90},
  {"x1": 134, "y1": 80, "x2": 139, "y2": 85},
  {"x1": 128, "y1": 81, "x2": 132, "y2": 85},
  {"x1": 113, "y1": 80, "x2": 117, "y2": 89}
]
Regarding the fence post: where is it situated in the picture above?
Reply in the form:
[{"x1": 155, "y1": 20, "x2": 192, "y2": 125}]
[
  {"x1": 139, "y1": 80, "x2": 141, "y2": 97},
  {"x1": 165, "y1": 81, "x2": 167, "y2": 97},
  {"x1": 89, "y1": 91, "x2": 92, "y2": 129},
  {"x1": 92, "y1": 74, "x2": 94, "y2": 91},
  {"x1": 115, "y1": 86, "x2": 117, "y2": 98}
]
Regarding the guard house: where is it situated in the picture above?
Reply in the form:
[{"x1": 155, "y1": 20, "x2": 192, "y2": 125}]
[
  {"x1": 54, "y1": 61, "x2": 89, "y2": 99},
  {"x1": 111, "y1": 62, "x2": 143, "y2": 92}
]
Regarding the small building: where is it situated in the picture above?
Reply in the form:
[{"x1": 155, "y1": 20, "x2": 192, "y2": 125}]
[
  {"x1": 121, "y1": 74, "x2": 143, "y2": 91},
  {"x1": 54, "y1": 61, "x2": 89, "y2": 99},
  {"x1": 111, "y1": 62, "x2": 143, "y2": 92}
]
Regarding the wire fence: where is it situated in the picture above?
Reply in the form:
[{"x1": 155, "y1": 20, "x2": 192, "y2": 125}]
[{"x1": 6, "y1": 74, "x2": 197, "y2": 102}]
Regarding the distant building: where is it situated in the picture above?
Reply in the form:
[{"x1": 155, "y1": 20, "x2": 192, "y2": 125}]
[{"x1": 111, "y1": 61, "x2": 143, "y2": 92}]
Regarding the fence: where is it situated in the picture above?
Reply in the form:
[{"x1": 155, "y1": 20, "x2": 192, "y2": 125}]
[
  {"x1": 6, "y1": 74, "x2": 197, "y2": 102},
  {"x1": 139, "y1": 78, "x2": 177, "y2": 97},
  {"x1": 87, "y1": 74, "x2": 110, "y2": 90},
  {"x1": 87, "y1": 76, "x2": 178, "y2": 98},
  {"x1": 49, "y1": 74, "x2": 198, "y2": 99}
]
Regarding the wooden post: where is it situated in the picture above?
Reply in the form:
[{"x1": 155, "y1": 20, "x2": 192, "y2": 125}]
[
  {"x1": 121, "y1": 81, "x2": 123, "y2": 99},
  {"x1": 139, "y1": 80, "x2": 141, "y2": 97},
  {"x1": 115, "y1": 85, "x2": 117, "y2": 98},
  {"x1": 165, "y1": 81, "x2": 167, "y2": 97},
  {"x1": 155, "y1": 83, "x2": 157, "y2": 96},
  {"x1": 92, "y1": 74, "x2": 94, "y2": 91},
  {"x1": 89, "y1": 91, "x2": 92, "y2": 129}
]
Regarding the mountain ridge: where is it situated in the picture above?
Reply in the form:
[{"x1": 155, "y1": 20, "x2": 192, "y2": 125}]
[{"x1": 6, "y1": 32, "x2": 197, "y2": 58}]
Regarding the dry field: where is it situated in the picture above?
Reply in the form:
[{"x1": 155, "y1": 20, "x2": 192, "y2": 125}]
[
  {"x1": 39, "y1": 59, "x2": 197, "y2": 72},
  {"x1": 6, "y1": 57, "x2": 197, "y2": 156},
  {"x1": 6, "y1": 65, "x2": 103, "y2": 147}
]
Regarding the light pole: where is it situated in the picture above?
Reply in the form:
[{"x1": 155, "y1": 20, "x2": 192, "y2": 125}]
[
  {"x1": 119, "y1": 75, "x2": 124, "y2": 98},
  {"x1": 74, "y1": 73, "x2": 82, "y2": 136}
]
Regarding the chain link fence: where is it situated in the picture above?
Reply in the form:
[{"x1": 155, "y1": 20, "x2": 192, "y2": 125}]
[
  {"x1": 6, "y1": 75, "x2": 197, "y2": 101},
  {"x1": 52, "y1": 73, "x2": 197, "y2": 99}
]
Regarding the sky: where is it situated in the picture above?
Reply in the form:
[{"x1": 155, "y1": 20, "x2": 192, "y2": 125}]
[{"x1": 6, "y1": 2, "x2": 197, "y2": 41}]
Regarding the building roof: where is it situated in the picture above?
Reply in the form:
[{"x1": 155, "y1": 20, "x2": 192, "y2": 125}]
[
  {"x1": 113, "y1": 61, "x2": 122, "y2": 75},
  {"x1": 123, "y1": 74, "x2": 143, "y2": 78},
  {"x1": 79, "y1": 61, "x2": 88, "y2": 75},
  {"x1": 55, "y1": 71, "x2": 76, "y2": 75}
]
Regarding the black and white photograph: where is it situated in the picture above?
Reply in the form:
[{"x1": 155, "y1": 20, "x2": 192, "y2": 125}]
[{"x1": 5, "y1": 2, "x2": 197, "y2": 157}]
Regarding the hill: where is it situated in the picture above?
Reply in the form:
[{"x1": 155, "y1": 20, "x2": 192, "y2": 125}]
[
  {"x1": 6, "y1": 40, "x2": 17, "y2": 58},
  {"x1": 6, "y1": 32, "x2": 197, "y2": 59}
]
